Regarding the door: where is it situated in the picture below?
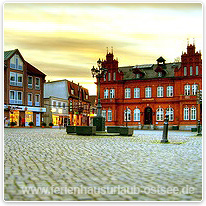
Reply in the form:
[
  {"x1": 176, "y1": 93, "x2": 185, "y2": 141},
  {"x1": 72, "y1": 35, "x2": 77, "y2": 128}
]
[
  {"x1": 144, "y1": 107, "x2": 152, "y2": 124},
  {"x1": 36, "y1": 113, "x2": 40, "y2": 126}
]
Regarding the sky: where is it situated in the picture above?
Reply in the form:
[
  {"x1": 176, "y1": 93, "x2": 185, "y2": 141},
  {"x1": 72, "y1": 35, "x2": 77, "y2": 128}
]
[{"x1": 4, "y1": 2, "x2": 203, "y2": 95}]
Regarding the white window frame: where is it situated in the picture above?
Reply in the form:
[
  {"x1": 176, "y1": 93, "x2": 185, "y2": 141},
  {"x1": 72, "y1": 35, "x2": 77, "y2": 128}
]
[
  {"x1": 9, "y1": 90, "x2": 22, "y2": 104},
  {"x1": 166, "y1": 108, "x2": 174, "y2": 121},
  {"x1": 191, "y1": 107, "x2": 196, "y2": 120},
  {"x1": 134, "y1": 88, "x2": 140, "y2": 98},
  {"x1": 156, "y1": 108, "x2": 164, "y2": 121},
  {"x1": 28, "y1": 93, "x2": 32, "y2": 106},
  {"x1": 108, "y1": 110, "x2": 112, "y2": 121},
  {"x1": 125, "y1": 88, "x2": 131, "y2": 98},
  {"x1": 145, "y1": 87, "x2": 152, "y2": 98},
  {"x1": 157, "y1": 86, "x2": 164, "y2": 97},
  {"x1": 134, "y1": 108, "x2": 140, "y2": 121},
  {"x1": 184, "y1": 85, "x2": 190, "y2": 96},
  {"x1": 167, "y1": 86, "x2": 173, "y2": 97},
  {"x1": 17, "y1": 73, "x2": 23, "y2": 87},
  {"x1": 10, "y1": 54, "x2": 23, "y2": 70},
  {"x1": 17, "y1": 91, "x2": 23, "y2": 104},
  {"x1": 124, "y1": 108, "x2": 131, "y2": 121},
  {"x1": 9, "y1": 90, "x2": 16, "y2": 104},
  {"x1": 184, "y1": 107, "x2": 189, "y2": 120},
  {"x1": 104, "y1": 89, "x2": 109, "y2": 99},
  {"x1": 184, "y1": 67, "x2": 187, "y2": 76},
  {"x1": 102, "y1": 110, "x2": 106, "y2": 120},
  {"x1": 110, "y1": 89, "x2": 115, "y2": 98},
  {"x1": 28, "y1": 76, "x2": 33, "y2": 89},
  {"x1": 10, "y1": 72, "x2": 17, "y2": 86},
  {"x1": 35, "y1": 94, "x2": 40, "y2": 106},
  {"x1": 35, "y1": 77, "x2": 40, "y2": 90},
  {"x1": 192, "y1": 84, "x2": 198, "y2": 95}
]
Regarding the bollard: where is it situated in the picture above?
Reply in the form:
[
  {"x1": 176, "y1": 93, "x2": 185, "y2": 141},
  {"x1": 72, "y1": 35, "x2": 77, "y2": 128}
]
[
  {"x1": 161, "y1": 114, "x2": 169, "y2": 143},
  {"x1": 197, "y1": 120, "x2": 202, "y2": 136}
]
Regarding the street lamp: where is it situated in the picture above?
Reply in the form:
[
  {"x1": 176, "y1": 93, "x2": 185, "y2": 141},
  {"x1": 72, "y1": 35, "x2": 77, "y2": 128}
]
[{"x1": 91, "y1": 58, "x2": 107, "y2": 131}]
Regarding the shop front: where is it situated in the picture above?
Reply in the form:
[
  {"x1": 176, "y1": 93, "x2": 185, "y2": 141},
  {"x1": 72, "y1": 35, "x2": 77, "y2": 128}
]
[{"x1": 52, "y1": 114, "x2": 70, "y2": 127}]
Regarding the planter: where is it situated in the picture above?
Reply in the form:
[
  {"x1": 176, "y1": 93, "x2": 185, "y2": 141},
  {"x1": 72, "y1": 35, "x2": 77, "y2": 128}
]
[
  {"x1": 66, "y1": 126, "x2": 76, "y2": 134},
  {"x1": 76, "y1": 126, "x2": 96, "y2": 135},
  {"x1": 107, "y1": 126, "x2": 121, "y2": 133},
  {"x1": 191, "y1": 128, "x2": 197, "y2": 132},
  {"x1": 120, "y1": 127, "x2": 134, "y2": 136},
  {"x1": 172, "y1": 125, "x2": 179, "y2": 130},
  {"x1": 11, "y1": 126, "x2": 14, "y2": 128},
  {"x1": 50, "y1": 126, "x2": 52, "y2": 128},
  {"x1": 30, "y1": 126, "x2": 33, "y2": 128},
  {"x1": 42, "y1": 126, "x2": 45, "y2": 128}
]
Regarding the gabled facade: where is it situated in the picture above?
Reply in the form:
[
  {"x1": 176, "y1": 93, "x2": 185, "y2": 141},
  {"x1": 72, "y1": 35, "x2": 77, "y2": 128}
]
[
  {"x1": 4, "y1": 49, "x2": 46, "y2": 127},
  {"x1": 98, "y1": 43, "x2": 202, "y2": 130},
  {"x1": 44, "y1": 79, "x2": 90, "y2": 126}
]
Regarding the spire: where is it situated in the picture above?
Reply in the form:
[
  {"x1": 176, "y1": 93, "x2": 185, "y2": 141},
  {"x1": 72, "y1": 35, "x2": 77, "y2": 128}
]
[
  {"x1": 106, "y1": 47, "x2": 108, "y2": 54},
  {"x1": 111, "y1": 46, "x2": 113, "y2": 54},
  {"x1": 193, "y1": 38, "x2": 195, "y2": 45},
  {"x1": 187, "y1": 38, "x2": 189, "y2": 46}
]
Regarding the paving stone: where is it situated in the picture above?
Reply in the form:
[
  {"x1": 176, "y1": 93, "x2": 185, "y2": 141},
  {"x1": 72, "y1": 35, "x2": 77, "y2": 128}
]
[{"x1": 4, "y1": 128, "x2": 202, "y2": 201}]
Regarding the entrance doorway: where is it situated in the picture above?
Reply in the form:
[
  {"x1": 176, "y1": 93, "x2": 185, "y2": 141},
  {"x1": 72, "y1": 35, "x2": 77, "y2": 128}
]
[{"x1": 144, "y1": 107, "x2": 152, "y2": 124}]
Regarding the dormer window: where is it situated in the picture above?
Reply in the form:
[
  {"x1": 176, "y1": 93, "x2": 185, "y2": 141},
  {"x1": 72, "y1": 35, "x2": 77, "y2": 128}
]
[
  {"x1": 71, "y1": 89, "x2": 74, "y2": 95},
  {"x1": 136, "y1": 73, "x2": 140, "y2": 78},
  {"x1": 158, "y1": 72, "x2": 162, "y2": 77}
]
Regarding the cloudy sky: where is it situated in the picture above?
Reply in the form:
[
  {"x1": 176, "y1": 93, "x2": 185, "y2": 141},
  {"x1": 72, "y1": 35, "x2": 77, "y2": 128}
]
[{"x1": 4, "y1": 3, "x2": 203, "y2": 95}]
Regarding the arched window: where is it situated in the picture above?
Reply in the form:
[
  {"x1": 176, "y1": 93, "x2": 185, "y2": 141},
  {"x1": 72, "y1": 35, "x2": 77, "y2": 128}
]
[
  {"x1": 191, "y1": 107, "x2": 196, "y2": 120},
  {"x1": 124, "y1": 108, "x2": 131, "y2": 121},
  {"x1": 134, "y1": 108, "x2": 140, "y2": 121},
  {"x1": 108, "y1": 110, "x2": 112, "y2": 121},
  {"x1": 184, "y1": 107, "x2": 189, "y2": 120},
  {"x1": 156, "y1": 108, "x2": 164, "y2": 121},
  {"x1": 192, "y1": 84, "x2": 198, "y2": 95},
  {"x1": 104, "y1": 89, "x2": 108, "y2": 98},
  {"x1": 166, "y1": 108, "x2": 174, "y2": 121},
  {"x1": 184, "y1": 85, "x2": 190, "y2": 96}
]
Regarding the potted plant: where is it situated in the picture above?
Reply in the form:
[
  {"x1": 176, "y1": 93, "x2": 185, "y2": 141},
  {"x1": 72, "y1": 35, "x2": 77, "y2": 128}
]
[
  {"x1": 41, "y1": 122, "x2": 46, "y2": 128},
  {"x1": 10, "y1": 122, "x2": 16, "y2": 128},
  {"x1": 29, "y1": 122, "x2": 34, "y2": 128},
  {"x1": 49, "y1": 122, "x2": 53, "y2": 128}
]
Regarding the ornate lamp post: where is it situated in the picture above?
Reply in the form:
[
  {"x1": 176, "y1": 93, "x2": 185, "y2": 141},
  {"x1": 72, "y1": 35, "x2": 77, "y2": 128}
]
[{"x1": 91, "y1": 58, "x2": 107, "y2": 131}]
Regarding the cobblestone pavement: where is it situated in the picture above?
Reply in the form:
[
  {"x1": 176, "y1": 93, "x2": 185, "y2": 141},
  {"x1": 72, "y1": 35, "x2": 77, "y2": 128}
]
[{"x1": 4, "y1": 128, "x2": 202, "y2": 201}]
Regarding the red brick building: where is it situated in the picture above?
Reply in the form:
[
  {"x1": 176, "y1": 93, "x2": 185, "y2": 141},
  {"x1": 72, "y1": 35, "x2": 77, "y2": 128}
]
[
  {"x1": 4, "y1": 49, "x2": 46, "y2": 127},
  {"x1": 98, "y1": 42, "x2": 202, "y2": 130}
]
